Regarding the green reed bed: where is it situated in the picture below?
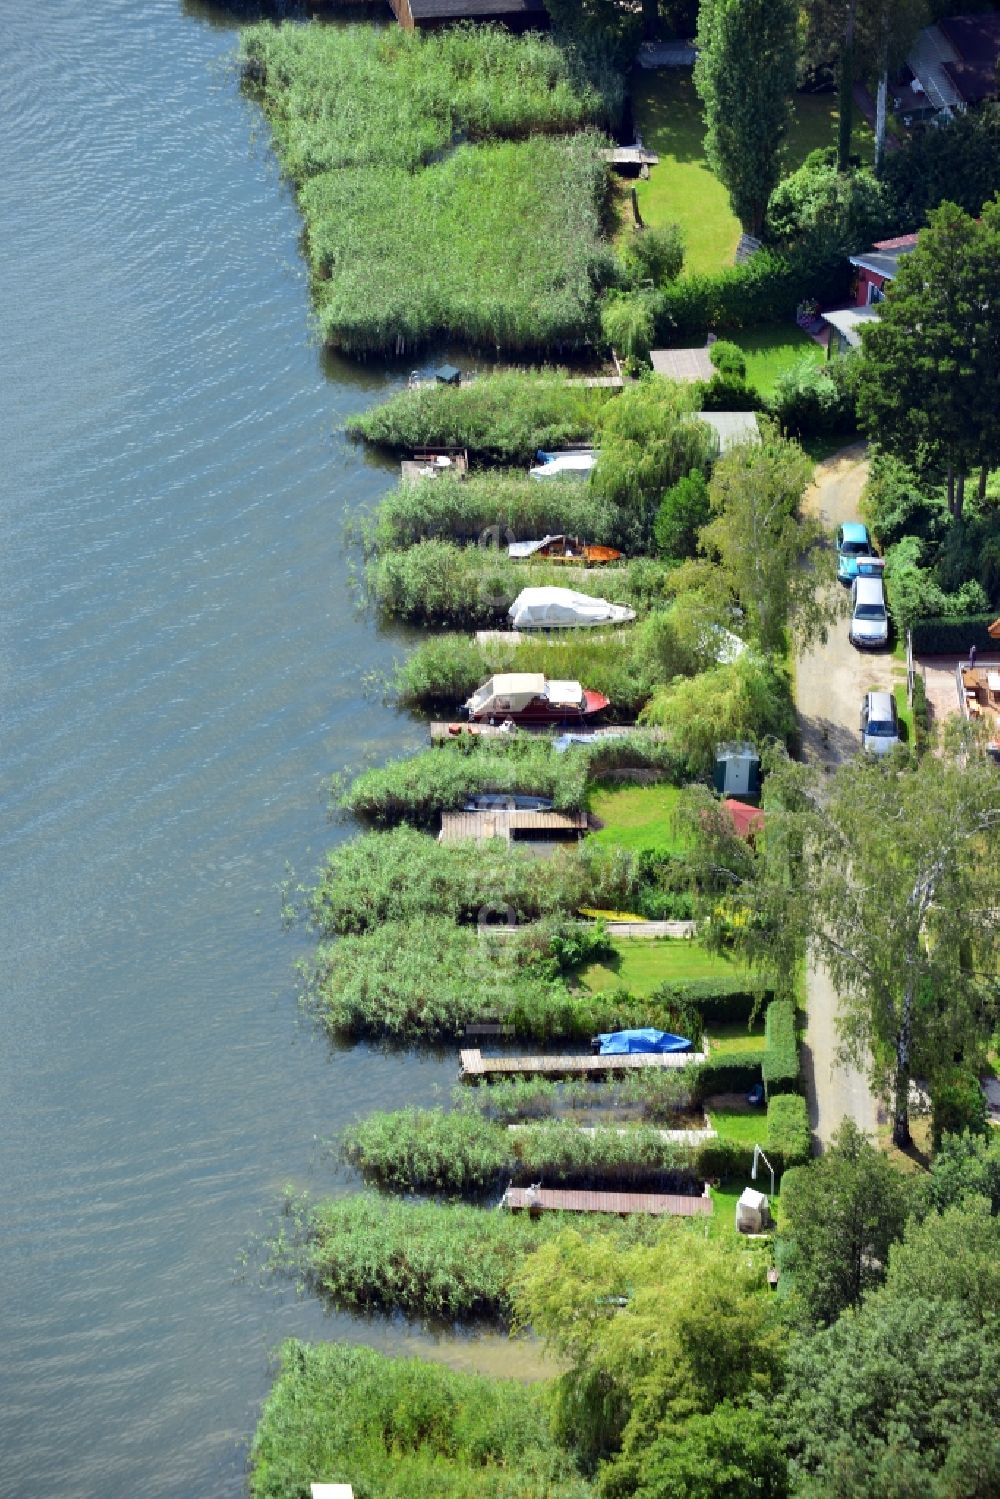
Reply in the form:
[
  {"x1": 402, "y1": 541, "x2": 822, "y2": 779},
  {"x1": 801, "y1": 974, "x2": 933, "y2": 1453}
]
[
  {"x1": 310, "y1": 826, "x2": 603, "y2": 935},
  {"x1": 342, "y1": 1108, "x2": 706, "y2": 1197},
  {"x1": 302, "y1": 135, "x2": 611, "y2": 356},
  {"x1": 368, "y1": 543, "x2": 674, "y2": 629},
  {"x1": 390, "y1": 626, "x2": 665, "y2": 718},
  {"x1": 454, "y1": 1068, "x2": 698, "y2": 1125},
  {"x1": 368, "y1": 471, "x2": 623, "y2": 553},
  {"x1": 337, "y1": 738, "x2": 591, "y2": 825},
  {"x1": 347, "y1": 370, "x2": 614, "y2": 464},
  {"x1": 304, "y1": 1194, "x2": 565, "y2": 1322},
  {"x1": 250, "y1": 1341, "x2": 593, "y2": 1499},
  {"x1": 309, "y1": 915, "x2": 661, "y2": 1042},
  {"x1": 241, "y1": 23, "x2": 600, "y2": 178}
]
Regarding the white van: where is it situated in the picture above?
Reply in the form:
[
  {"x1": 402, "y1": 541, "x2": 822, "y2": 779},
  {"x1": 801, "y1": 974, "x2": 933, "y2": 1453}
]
[{"x1": 850, "y1": 575, "x2": 888, "y2": 649}]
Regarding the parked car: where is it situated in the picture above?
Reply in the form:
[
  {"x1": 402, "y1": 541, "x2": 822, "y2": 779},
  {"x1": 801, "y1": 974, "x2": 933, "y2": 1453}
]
[
  {"x1": 860, "y1": 690, "x2": 900, "y2": 755},
  {"x1": 850, "y1": 575, "x2": 889, "y2": 649},
  {"x1": 837, "y1": 521, "x2": 872, "y2": 583}
]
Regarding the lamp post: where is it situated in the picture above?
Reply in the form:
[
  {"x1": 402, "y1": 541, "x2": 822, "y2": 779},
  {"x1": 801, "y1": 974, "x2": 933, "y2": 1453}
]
[{"x1": 751, "y1": 1144, "x2": 775, "y2": 1199}]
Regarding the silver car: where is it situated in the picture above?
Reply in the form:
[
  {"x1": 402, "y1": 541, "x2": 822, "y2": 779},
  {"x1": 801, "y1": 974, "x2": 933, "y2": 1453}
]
[
  {"x1": 850, "y1": 576, "x2": 889, "y2": 649},
  {"x1": 860, "y1": 690, "x2": 900, "y2": 755}
]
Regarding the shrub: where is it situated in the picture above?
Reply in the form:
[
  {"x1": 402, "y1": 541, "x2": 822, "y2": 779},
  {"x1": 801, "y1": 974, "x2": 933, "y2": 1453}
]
[
  {"x1": 601, "y1": 294, "x2": 655, "y2": 363},
  {"x1": 624, "y1": 222, "x2": 685, "y2": 287},
  {"x1": 912, "y1": 673, "x2": 930, "y2": 753},
  {"x1": 338, "y1": 738, "x2": 591, "y2": 824},
  {"x1": 696, "y1": 372, "x2": 763, "y2": 413},
  {"x1": 861, "y1": 452, "x2": 947, "y2": 552},
  {"x1": 769, "y1": 356, "x2": 851, "y2": 438},
  {"x1": 909, "y1": 613, "x2": 997, "y2": 656},
  {"x1": 765, "y1": 162, "x2": 896, "y2": 258},
  {"x1": 304, "y1": 1194, "x2": 564, "y2": 1321},
  {"x1": 692, "y1": 1054, "x2": 766, "y2": 1099},
  {"x1": 709, "y1": 340, "x2": 747, "y2": 379},
  {"x1": 653, "y1": 472, "x2": 711, "y2": 560},
  {"x1": 346, "y1": 370, "x2": 614, "y2": 463},
  {"x1": 370, "y1": 471, "x2": 621, "y2": 552},
  {"x1": 930, "y1": 1068, "x2": 990, "y2": 1152},
  {"x1": 766, "y1": 1093, "x2": 811, "y2": 1168},
  {"x1": 249, "y1": 1341, "x2": 588, "y2": 1499},
  {"x1": 762, "y1": 999, "x2": 798, "y2": 1096}
]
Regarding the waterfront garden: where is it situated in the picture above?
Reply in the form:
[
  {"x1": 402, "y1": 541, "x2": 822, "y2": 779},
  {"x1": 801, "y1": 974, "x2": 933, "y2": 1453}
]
[{"x1": 240, "y1": 12, "x2": 1000, "y2": 1499}]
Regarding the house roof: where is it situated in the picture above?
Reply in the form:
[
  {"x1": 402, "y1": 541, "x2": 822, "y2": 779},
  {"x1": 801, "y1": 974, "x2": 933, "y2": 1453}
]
[
  {"x1": 820, "y1": 306, "x2": 882, "y2": 348},
  {"x1": 848, "y1": 240, "x2": 917, "y2": 280},
  {"x1": 937, "y1": 13, "x2": 1000, "y2": 102},
  {"x1": 723, "y1": 798, "x2": 765, "y2": 840},
  {"x1": 695, "y1": 411, "x2": 761, "y2": 452},
  {"x1": 872, "y1": 233, "x2": 920, "y2": 252},
  {"x1": 409, "y1": 0, "x2": 546, "y2": 16}
]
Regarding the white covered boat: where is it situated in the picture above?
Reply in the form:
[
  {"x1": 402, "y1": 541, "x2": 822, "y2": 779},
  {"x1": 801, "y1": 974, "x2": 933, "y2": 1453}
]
[
  {"x1": 508, "y1": 586, "x2": 635, "y2": 631},
  {"x1": 464, "y1": 672, "x2": 610, "y2": 724},
  {"x1": 529, "y1": 449, "x2": 598, "y2": 479}
]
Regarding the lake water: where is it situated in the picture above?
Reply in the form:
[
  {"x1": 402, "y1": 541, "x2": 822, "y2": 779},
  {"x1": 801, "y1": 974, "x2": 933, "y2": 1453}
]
[{"x1": 0, "y1": 3, "x2": 514, "y2": 1494}]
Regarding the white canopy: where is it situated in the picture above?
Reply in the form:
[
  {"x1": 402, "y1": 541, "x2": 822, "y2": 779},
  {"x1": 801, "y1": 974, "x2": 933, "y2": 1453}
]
[
  {"x1": 464, "y1": 673, "x2": 584, "y2": 715},
  {"x1": 509, "y1": 535, "x2": 561, "y2": 559},
  {"x1": 509, "y1": 586, "x2": 636, "y2": 630}
]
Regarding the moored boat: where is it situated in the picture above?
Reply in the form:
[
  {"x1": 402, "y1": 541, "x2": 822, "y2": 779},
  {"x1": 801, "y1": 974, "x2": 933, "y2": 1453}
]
[
  {"x1": 464, "y1": 672, "x2": 610, "y2": 724},
  {"x1": 507, "y1": 534, "x2": 623, "y2": 566},
  {"x1": 508, "y1": 586, "x2": 635, "y2": 630}
]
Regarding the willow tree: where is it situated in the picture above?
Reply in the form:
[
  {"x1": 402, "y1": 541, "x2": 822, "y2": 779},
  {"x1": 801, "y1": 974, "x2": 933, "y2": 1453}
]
[
  {"x1": 681, "y1": 734, "x2": 1000, "y2": 1149},
  {"x1": 694, "y1": 0, "x2": 797, "y2": 236}
]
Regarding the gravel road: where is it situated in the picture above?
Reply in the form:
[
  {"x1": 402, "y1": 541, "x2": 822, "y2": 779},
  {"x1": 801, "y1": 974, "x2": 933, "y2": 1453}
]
[{"x1": 796, "y1": 444, "x2": 883, "y2": 1147}]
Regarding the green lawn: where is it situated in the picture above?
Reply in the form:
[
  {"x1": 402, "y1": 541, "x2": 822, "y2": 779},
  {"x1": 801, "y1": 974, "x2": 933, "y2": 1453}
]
[
  {"x1": 587, "y1": 782, "x2": 686, "y2": 855},
  {"x1": 708, "y1": 1107, "x2": 765, "y2": 1144},
  {"x1": 632, "y1": 70, "x2": 876, "y2": 276},
  {"x1": 707, "y1": 1021, "x2": 766, "y2": 1055},
  {"x1": 734, "y1": 323, "x2": 825, "y2": 396},
  {"x1": 632, "y1": 69, "x2": 741, "y2": 275},
  {"x1": 578, "y1": 937, "x2": 746, "y2": 995}
]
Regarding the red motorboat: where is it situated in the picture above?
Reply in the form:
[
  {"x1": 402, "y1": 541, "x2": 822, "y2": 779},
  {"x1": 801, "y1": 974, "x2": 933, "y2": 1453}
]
[{"x1": 464, "y1": 672, "x2": 610, "y2": 725}]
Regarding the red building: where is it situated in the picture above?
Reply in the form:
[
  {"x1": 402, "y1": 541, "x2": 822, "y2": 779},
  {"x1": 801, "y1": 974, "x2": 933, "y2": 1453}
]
[{"x1": 848, "y1": 233, "x2": 920, "y2": 306}]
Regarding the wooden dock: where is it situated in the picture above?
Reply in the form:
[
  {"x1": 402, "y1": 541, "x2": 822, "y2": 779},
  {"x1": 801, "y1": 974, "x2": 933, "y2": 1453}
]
[
  {"x1": 460, "y1": 1048, "x2": 707, "y2": 1080},
  {"x1": 602, "y1": 146, "x2": 660, "y2": 168},
  {"x1": 439, "y1": 808, "x2": 588, "y2": 844},
  {"x1": 430, "y1": 722, "x2": 660, "y2": 744},
  {"x1": 400, "y1": 447, "x2": 469, "y2": 483},
  {"x1": 508, "y1": 1125, "x2": 717, "y2": 1144},
  {"x1": 502, "y1": 1185, "x2": 712, "y2": 1217}
]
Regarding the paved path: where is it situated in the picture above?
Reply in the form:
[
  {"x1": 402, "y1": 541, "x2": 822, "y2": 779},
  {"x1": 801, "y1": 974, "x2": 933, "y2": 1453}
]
[{"x1": 796, "y1": 445, "x2": 882, "y2": 1147}]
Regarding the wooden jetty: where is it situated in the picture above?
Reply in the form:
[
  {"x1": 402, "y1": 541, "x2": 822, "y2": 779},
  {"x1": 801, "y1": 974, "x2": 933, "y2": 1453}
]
[
  {"x1": 439, "y1": 808, "x2": 587, "y2": 845},
  {"x1": 400, "y1": 447, "x2": 469, "y2": 483},
  {"x1": 430, "y1": 721, "x2": 663, "y2": 744},
  {"x1": 460, "y1": 1048, "x2": 707, "y2": 1080},
  {"x1": 508, "y1": 1125, "x2": 718, "y2": 1145},
  {"x1": 502, "y1": 1185, "x2": 712, "y2": 1217},
  {"x1": 565, "y1": 375, "x2": 625, "y2": 388},
  {"x1": 602, "y1": 146, "x2": 660, "y2": 171}
]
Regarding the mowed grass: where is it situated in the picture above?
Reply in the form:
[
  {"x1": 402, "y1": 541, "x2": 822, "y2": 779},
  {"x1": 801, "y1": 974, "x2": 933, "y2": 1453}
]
[
  {"x1": 707, "y1": 1021, "x2": 767, "y2": 1055},
  {"x1": 632, "y1": 69, "x2": 740, "y2": 275},
  {"x1": 632, "y1": 70, "x2": 875, "y2": 275},
  {"x1": 734, "y1": 323, "x2": 826, "y2": 396},
  {"x1": 578, "y1": 937, "x2": 746, "y2": 995},
  {"x1": 587, "y1": 782, "x2": 686, "y2": 854}
]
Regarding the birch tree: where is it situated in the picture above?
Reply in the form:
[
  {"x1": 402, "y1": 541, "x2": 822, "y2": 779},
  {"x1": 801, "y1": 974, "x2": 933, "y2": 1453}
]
[{"x1": 681, "y1": 735, "x2": 1000, "y2": 1148}]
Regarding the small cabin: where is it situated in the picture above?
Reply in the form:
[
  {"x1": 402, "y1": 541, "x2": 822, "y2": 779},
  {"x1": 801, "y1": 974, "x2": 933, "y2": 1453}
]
[{"x1": 713, "y1": 742, "x2": 761, "y2": 801}]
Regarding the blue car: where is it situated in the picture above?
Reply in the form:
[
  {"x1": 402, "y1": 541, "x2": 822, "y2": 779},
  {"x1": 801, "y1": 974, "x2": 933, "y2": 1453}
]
[{"x1": 837, "y1": 521, "x2": 872, "y2": 583}]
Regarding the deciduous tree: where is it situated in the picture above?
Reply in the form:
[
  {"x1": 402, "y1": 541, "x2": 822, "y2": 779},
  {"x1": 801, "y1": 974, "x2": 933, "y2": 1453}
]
[{"x1": 694, "y1": 0, "x2": 797, "y2": 236}]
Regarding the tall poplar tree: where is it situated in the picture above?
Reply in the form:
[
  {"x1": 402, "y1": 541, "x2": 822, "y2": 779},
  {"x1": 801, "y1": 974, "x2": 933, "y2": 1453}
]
[{"x1": 694, "y1": 0, "x2": 797, "y2": 237}]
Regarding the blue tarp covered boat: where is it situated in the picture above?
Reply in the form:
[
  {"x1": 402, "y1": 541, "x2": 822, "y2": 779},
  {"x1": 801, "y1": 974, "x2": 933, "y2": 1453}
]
[{"x1": 594, "y1": 1028, "x2": 692, "y2": 1055}]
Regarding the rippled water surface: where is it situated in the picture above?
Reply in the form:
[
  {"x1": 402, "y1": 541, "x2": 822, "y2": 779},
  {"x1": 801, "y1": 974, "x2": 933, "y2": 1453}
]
[{"x1": 0, "y1": 3, "x2": 479, "y2": 1494}]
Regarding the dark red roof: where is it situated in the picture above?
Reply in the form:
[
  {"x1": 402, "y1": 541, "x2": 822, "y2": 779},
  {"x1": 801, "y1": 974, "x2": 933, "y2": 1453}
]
[
  {"x1": 872, "y1": 233, "x2": 920, "y2": 251},
  {"x1": 938, "y1": 13, "x2": 1000, "y2": 103},
  {"x1": 723, "y1": 798, "x2": 765, "y2": 840}
]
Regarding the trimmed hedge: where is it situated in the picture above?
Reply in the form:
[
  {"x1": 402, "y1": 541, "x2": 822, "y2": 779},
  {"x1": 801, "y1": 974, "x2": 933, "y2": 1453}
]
[
  {"x1": 656, "y1": 979, "x2": 763, "y2": 1026},
  {"x1": 693, "y1": 1053, "x2": 766, "y2": 1100},
  {"x1": 762, "y1": 999, "x2": 799, "y2": 1096},
  {"x1": 766, "y1": 1093, "x2": 811, "y2": 1168},
  {"x1": 652, "y1": 249, "x2": 850, "y2": 342},
  {"x1": 909, "y1": 613, "x2": 996, "y2": 656}
]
